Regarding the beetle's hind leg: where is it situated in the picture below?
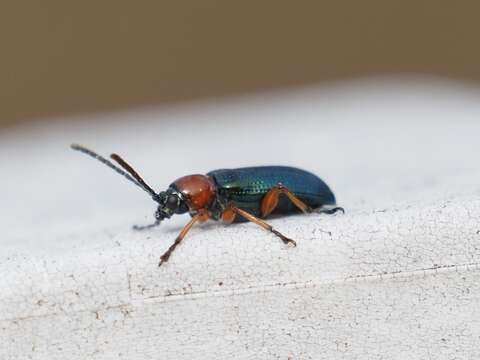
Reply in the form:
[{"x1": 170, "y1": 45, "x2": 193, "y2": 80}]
[
  {"x1": 260, "y1": 183, "x2": 313, "y2": 218},
  {"x1": 261, "y1": 183, "x2": 344, "y2": 217}
]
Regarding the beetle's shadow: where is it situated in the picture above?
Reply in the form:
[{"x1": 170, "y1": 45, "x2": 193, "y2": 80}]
[{"x1": 153, "y1": 219, "x2": 221, "y2": 235}]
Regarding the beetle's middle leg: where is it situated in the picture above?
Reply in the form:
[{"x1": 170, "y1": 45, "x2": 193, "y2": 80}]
[
  {"x1": 222, "y1": 206, "x2": 296, "y2": 246},
  {"x1": 261, "y1": 183, "x2": 313, "y2": 218}
]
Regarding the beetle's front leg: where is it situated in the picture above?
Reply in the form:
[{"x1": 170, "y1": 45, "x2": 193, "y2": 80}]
[{"x1": 159, "y1": 209, "x2": 209, "y2": 266}]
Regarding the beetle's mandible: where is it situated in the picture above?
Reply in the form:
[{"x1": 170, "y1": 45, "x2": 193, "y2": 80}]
[{"x1": 71, "y1": 144, "x2": 344, "y2": 266}]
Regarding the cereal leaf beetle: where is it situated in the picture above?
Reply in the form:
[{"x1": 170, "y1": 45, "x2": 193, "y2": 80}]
[{"x1": 71, "y1": 144, "x2": 343, "y2": 266}]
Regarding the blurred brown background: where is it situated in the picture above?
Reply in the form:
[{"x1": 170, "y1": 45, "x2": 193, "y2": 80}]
[{"x1": 1, "y1": 1, "x2": 479, "y2": 128}]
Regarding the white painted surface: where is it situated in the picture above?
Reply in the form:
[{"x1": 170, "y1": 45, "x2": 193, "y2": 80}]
[{"x1": 1, "y1": 78, "x2": 480, "y2": 359}]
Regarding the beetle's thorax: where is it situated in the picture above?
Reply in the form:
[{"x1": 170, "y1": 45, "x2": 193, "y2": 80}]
[{"x1": 172, "y1": 174, "x2": 216, "y2": 210}]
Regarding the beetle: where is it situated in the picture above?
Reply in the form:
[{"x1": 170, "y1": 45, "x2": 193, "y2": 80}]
[{"x1": 71, "y1": 144, "x2": 343, "y2": 266}]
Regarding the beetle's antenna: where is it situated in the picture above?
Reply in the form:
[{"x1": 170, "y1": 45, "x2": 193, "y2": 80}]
[
  {"x1": 110, "y1": 153, "x2": 157, "y2": 197},
  {"x1": 71, "y1": 144, "x2": 157, "y2": 197}
]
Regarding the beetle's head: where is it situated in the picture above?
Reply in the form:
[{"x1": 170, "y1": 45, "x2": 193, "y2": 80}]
[{"x1": 153, "y1": 189, "x2": 188, "y2": 221}]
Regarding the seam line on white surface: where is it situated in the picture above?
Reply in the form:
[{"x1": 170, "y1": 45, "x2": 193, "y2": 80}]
[
  {"x1": 143, "y1": 261, "x2": 480, "y2": 304},
  {"x1": 2, "y1": 262, "x2": 479, "y2": 323}
]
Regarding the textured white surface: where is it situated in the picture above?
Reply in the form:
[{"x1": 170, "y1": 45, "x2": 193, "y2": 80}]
[{"x1": 1, "y1": 78, "x2": 480, "y2": 359}]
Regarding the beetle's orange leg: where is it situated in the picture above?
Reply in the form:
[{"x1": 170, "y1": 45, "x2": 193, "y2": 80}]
[
  {"x1": 159, "y1": 209, "x2": 209, "y2": 266},
  {"x1": 261, "y1": 183, "x2": 313, "y2": 218},
  {"x1": 221, "y1": 207, "x2": 237, "y2": 224},
  {"x1": 222, "y1": 206, "x2": 296, "y2": 246}
]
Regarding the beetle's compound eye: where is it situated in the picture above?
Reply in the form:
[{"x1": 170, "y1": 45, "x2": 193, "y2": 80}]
[{"x1": 166, "y1": 194, "x2": 178, "y2": 210}]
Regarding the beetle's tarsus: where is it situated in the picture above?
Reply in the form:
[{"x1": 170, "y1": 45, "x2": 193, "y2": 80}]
[
  {"x1": 316, "y1": 206, "x2": 344, "y2": 215},
  {"x1": 271, "y1": 229, "x2": 297, "y2": 247},
  {"x1": 158, "y1": 250, "x2": 173, "y2": 267},
  {"x1": 286, "y1": 238, "x2": 297, "y2": 247},
  {"x1": 158, "y1": 252, "x2": 170, "y2": 267},
  {"x1": 158, "y1": 236, "x2": 183, "y2": 267}
]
